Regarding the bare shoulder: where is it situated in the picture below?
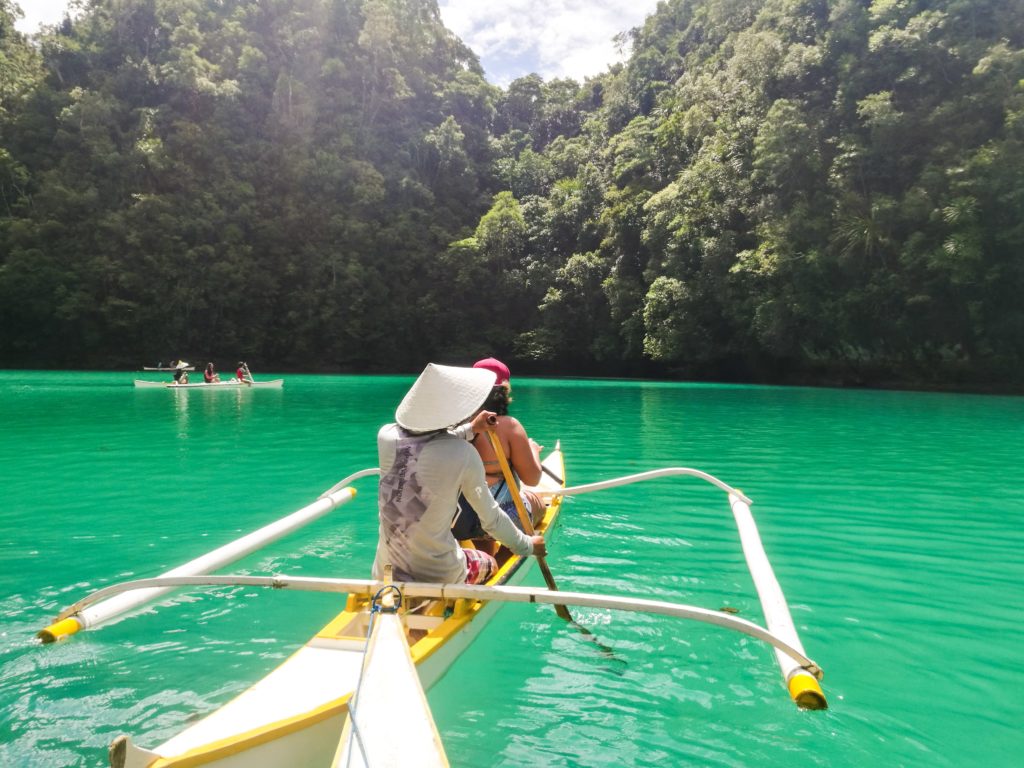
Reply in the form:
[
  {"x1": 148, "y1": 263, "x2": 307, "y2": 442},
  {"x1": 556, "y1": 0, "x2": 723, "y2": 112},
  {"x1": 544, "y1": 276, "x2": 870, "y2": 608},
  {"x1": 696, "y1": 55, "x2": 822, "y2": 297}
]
[{"x1": 499, "y1": 415, "x2": 527, "y2": 436}]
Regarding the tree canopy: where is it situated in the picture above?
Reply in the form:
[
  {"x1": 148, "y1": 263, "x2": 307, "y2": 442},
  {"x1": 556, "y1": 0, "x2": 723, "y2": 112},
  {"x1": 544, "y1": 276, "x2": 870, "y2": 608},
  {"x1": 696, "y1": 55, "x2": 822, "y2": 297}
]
[{"x1": 2, "y1": 0, "x2": 1022, "y2": 390}]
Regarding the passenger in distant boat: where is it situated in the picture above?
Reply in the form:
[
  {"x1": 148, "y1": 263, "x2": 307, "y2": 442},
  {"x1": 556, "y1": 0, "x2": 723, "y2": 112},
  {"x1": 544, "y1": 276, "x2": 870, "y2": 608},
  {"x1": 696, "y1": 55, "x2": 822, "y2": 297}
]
[
  {"x1": 173, "y1": 364, "x2": 186, "y2": 384},
  {"x1": 374, "y1": 363, "x2": 547, "y2": 585},
  {"x1": 204, "y1": 363, "x2": 220, "y2": 383},
  {"x1": 451, "y1": 358, "x2": 545, "y2": 545},
  {"x1": 236, "y1": 362, "x2": 250, "y2": 383}
]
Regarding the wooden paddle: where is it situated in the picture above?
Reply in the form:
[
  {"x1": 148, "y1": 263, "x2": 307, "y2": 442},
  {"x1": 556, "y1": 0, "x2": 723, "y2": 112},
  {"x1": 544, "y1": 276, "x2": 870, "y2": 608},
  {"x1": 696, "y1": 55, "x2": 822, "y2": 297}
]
[{"x1": 485, "y1": 430, "x2": 573, "y2": 621}]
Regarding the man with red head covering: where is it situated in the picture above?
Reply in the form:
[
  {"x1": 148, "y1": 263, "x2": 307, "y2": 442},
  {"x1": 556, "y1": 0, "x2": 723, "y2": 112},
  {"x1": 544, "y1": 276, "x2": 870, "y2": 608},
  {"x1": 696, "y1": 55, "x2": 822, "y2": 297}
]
[
  {"x1": 472, "y1": 357, "x2": 510, "y2": 385},
  {"x1": 452, "y1": 358, "x2": 545, "y2": 544}
]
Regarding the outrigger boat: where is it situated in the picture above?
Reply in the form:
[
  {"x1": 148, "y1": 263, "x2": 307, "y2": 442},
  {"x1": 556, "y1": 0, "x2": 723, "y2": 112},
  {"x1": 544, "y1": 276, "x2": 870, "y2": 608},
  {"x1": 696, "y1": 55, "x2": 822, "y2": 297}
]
[
  {"x1": 134, "y1": 378, "x2": 284, "y2": 389},
  {"x1": 38, "y1": 444, "x2": 827, "y2": 768}
]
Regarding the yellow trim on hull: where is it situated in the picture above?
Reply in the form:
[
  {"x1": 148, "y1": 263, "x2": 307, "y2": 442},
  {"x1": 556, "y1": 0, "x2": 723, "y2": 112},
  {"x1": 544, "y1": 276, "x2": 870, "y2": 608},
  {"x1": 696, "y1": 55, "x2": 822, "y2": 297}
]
[{"x1": 150, "y1": 695, "x2": 351, "y2": 768}]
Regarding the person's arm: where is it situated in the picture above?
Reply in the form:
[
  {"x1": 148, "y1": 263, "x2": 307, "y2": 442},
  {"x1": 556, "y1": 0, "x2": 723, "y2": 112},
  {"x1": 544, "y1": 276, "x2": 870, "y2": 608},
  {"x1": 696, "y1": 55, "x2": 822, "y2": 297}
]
[
  {"x1": 450, "y1": 410, "x2": 499, "y2": 442},
  {"x1": 449, "y1": 422, "x2": 475, "y2": 442},
  {"x1": 460, "y1": 456, "x2": 538, "y2": 557},
  {"x1": 505, "y1": 417, "x2": 543, "y2": 487}
]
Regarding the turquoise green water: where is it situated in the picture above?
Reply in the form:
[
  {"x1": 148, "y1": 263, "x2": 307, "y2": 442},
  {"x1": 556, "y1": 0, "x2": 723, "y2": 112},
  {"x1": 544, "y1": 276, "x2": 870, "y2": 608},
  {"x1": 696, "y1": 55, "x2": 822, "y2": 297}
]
[{"x1": 1, "y1": 371, "x2": 1021, "y2": 767}]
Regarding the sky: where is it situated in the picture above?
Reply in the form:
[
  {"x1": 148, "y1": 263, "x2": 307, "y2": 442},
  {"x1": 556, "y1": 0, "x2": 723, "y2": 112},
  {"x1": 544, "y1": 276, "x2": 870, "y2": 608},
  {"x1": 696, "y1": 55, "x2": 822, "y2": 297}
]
[
  {"x1": 13, "y1": 0, "x2": 661, "y2": 86},
  {"x1": 437, "y1": 1, "x2": 660, "y2": 86}
]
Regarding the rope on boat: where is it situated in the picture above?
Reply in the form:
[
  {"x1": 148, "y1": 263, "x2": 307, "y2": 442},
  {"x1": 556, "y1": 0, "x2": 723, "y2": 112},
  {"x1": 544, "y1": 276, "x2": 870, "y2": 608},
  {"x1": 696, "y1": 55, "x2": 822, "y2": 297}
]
[
  {"x1": 343, "y1": 631, "x2": 371, "y2": 768},
  {"x1": 344, "y1": 704, "x2": 368, "y2": 768},
  {"x1": 371, "y1": 585, "x2": 403, "y2": 614}
]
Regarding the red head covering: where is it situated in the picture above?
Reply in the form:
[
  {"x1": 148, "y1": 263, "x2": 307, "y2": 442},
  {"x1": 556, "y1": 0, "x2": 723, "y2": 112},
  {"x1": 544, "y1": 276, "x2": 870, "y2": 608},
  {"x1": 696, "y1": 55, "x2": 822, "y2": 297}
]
[{"x1": 473, "y1": 357, "x2": 510, "y2": 385}]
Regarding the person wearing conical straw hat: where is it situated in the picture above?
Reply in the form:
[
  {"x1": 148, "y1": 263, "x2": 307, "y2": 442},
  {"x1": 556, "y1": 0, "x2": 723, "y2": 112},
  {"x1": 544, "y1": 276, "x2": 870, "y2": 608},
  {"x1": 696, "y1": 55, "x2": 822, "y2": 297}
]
[
  {"x1": 173, "y1": 360, "x2": 189, "y2": 384},
  {"x1": 374, "y1": 363, "x2": 547, "y2": 585}
]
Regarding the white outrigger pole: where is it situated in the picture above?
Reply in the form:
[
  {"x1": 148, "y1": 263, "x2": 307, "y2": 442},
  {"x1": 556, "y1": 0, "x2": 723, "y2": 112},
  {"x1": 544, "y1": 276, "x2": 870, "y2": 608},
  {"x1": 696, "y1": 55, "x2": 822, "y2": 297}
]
[
  {"x1": 37, "y1": 469, "x2": 379, "y2": 644},
  {"x1": 41, "y1": 574, "x2": 824, "y2": 682}
]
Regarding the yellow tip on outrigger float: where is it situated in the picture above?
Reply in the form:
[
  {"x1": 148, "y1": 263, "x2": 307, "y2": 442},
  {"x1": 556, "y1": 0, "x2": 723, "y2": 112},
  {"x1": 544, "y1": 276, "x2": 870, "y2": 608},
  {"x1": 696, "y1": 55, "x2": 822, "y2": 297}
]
[
  {"x1": 788, "y1": 672, "x2": 828, "y2": 710},
  {"x1": 37, "y1": 617, "x2": 83, "y2": 644}
]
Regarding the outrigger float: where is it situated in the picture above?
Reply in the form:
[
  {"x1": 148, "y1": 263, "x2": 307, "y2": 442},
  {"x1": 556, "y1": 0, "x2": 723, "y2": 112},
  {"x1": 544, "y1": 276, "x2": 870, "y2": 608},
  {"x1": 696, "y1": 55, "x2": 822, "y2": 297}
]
[{"x1": 38, "y1": 443, "x2": 826, "y2": 768}]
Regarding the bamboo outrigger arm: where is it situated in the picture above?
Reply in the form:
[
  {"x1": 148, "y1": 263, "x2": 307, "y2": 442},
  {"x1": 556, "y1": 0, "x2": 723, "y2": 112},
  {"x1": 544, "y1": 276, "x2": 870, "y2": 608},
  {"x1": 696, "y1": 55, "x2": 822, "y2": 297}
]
[
  {"x1": 550, "y1": 467, "x2": 753, "y2": 504},
  {"x1": 39, "y1": 574, "x2": 823, "y2": 682},
  {"x1": 37, "y1": 485, "x2": 363, "y2": 644}
]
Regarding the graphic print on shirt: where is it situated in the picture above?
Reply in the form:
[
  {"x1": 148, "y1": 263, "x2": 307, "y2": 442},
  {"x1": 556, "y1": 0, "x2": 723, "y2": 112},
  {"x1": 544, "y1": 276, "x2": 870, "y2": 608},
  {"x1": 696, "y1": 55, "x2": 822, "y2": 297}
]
[{"x1": 378, "y1": 435, "x2": 434, "y2": 581}]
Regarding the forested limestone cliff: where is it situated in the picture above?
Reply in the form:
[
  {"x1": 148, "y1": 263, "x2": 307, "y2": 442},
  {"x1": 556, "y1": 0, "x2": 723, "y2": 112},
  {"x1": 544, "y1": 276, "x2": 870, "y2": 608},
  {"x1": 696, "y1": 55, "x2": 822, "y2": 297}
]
[{"x1": 2, "y1": 0, "x2": 1022, "y2": 390}]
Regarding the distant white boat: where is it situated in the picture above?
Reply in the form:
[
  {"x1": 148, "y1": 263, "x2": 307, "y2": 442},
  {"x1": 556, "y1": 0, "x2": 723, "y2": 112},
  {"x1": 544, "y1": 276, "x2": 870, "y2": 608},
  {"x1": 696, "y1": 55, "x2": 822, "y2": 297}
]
[
  {"x1": 141, "y1": 366, "x2": 195, "y2": 372},
  {"x1": 134, "y1": 379, "x2": 283, "y2": 389}
]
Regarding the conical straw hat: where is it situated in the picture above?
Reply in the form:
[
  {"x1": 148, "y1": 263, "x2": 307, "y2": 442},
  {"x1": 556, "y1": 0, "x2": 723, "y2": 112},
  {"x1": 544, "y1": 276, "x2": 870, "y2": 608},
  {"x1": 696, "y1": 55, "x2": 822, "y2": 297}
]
[{"x1": 395, "y1": 363, "x2": 496, "y2": 433}]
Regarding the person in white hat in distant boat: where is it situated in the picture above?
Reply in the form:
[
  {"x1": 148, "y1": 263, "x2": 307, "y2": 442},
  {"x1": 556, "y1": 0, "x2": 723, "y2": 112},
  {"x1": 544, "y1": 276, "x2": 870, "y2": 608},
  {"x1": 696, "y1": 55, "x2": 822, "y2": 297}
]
[
  {"x1": 374, "y1": 363, "x2": 547, "y2": 585},
  {"x1": 173, "y1": 360, "x2": 189, "y2": 384}
]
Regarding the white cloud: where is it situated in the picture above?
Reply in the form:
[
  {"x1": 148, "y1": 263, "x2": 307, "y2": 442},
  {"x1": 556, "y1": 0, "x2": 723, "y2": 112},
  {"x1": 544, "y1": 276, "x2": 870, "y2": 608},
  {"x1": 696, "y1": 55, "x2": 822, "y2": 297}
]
[
  {"x1": 439, "y1": 0, "x2": 661, "y2": 85},
  {"x1": 11, "y1": 0, "x2": 76, "y2": 34}
]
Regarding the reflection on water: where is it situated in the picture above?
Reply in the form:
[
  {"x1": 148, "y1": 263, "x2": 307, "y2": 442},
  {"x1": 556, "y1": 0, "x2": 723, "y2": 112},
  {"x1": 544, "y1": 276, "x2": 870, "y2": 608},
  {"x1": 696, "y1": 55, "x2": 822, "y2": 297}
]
[
  {"x1": 172, "y1": 387, "x2": 189, "y2": 436},
  {"x1": 144, "y1": 380, "x2": 286, "y2": 443}
]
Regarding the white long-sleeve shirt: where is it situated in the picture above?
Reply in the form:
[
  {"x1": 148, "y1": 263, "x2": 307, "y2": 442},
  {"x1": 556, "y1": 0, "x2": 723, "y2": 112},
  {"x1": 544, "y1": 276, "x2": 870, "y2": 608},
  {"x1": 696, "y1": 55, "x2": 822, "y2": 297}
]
[{"x1": 373, "y1": 423, "x2": 534, "y2": 583}]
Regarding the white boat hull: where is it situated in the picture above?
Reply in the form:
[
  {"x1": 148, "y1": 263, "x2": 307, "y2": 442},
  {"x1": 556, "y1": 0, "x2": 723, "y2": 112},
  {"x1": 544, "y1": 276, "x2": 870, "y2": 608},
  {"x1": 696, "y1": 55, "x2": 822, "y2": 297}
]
[{"x1": 133, "y1": 379, "x2": 283, "y2": 389}]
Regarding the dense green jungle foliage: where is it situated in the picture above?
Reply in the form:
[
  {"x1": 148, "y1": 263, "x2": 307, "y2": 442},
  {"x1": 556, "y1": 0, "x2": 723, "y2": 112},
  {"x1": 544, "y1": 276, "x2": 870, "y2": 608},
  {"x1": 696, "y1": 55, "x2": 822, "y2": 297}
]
[{"x1": 1, "y1": 0, "x2": 1023, "y2": 389}]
